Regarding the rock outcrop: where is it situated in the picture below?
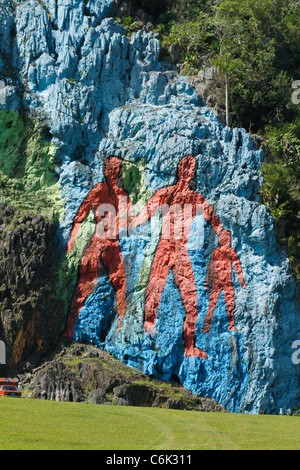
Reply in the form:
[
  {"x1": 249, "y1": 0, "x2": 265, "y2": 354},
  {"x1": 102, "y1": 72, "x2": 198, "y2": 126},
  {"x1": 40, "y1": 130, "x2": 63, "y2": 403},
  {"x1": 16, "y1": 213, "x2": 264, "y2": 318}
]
[
  {"x1": 21, "y1": 342, "x2": 224, "y2": 411},
  {"x1": 0, "y1": 0, "x2": 299, "y2": 415}
]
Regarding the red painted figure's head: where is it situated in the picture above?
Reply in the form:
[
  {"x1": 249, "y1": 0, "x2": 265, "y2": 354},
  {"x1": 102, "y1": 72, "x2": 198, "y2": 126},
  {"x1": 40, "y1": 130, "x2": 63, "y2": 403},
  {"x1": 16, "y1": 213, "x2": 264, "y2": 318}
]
[
  {"x1": 219, "y1": 230, "x2": 231, "y2": 246},
  {"x1": 104, "y1": 157, "x2": 122, "y2": 186},
  {"x1": 177, "y1": 155, "x2": 196, "y2": 183}
]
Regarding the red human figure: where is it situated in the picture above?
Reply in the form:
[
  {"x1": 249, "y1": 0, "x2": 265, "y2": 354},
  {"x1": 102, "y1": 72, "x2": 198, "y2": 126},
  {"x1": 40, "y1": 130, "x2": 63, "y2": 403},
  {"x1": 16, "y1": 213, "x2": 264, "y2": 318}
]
[
  {"x1": 202, "y1": 229, "x2": 246, "y2": 333},
  {"x1": 131, "y1": 155, "x2": 223, "y2": 359},
  {"x1": 61, "y1": 157, "x2": 130, "y2": 339}
]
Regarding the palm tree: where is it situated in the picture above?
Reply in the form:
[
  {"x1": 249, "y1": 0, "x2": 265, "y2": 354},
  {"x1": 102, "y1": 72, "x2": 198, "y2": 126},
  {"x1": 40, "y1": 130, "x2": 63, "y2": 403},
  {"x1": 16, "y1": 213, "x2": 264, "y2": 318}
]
[{"x1": 213, "y1": 52, "x2": 242, "y2": 127}]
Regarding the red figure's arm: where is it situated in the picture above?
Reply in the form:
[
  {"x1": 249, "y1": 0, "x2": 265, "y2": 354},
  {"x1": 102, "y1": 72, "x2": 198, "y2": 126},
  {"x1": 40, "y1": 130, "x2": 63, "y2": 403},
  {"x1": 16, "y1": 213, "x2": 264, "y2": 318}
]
[
  {"x1": 67, "y1": 187, "x2": 97, "y2": 253},
  {"x1": 204, "y1": 250, "x2": 216, "y2": 290},
  {"x1": 131, "y1": 191, "x2": 162, "y2": 227},
  {"x1": 193, "y1": 193, "x2": 222, "y2": 235},
  {"x1": 231, "y1": 249, "x2": 246, "y2": 289}
]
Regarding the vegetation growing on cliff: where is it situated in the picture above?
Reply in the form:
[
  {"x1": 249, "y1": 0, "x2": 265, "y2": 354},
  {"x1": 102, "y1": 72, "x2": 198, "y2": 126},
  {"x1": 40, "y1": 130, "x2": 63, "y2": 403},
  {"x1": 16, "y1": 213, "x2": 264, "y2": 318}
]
[
  {"x1": 260, "y1": 120, "x2": 300, "y2": 285},
  {"x1": 151, "y1": 0, "x2": 299, "y2": 129}
]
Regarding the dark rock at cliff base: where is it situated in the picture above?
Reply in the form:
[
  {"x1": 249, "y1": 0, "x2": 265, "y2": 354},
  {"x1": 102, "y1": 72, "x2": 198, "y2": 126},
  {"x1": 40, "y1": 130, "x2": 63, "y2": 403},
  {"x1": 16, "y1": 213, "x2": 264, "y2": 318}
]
[
  {"x1": 0, "y1": 204, "x2": 64, "y2": 370},
  {"x1": 21, "y1": 343, "x2": 224, "y2": 412},
  {"x1": 31, "y1": 359, "x2": 85, "y2": 402}
]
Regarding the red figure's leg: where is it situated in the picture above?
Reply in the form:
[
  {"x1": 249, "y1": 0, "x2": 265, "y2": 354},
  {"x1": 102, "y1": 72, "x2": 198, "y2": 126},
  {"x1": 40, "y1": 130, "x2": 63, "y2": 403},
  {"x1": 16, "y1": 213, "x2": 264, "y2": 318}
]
[
  {"x1": 144, "y1": 242, "x2": 171, "y2": 332},
  {"x1": 62, "y1": 238, "x2": 102, "y2": 339},
  {"x1": 223, "y1": 283, "x2": 237, "y2": 332},
  {"x1": 101, "y1": 242, "x2": 127, "y2": 331},
  {"x1": 202, "y1": 283, "x2": 222, "y2": 333},
  {"x1": 173, "y1": 246, "x2": 207, "y2": 359}
]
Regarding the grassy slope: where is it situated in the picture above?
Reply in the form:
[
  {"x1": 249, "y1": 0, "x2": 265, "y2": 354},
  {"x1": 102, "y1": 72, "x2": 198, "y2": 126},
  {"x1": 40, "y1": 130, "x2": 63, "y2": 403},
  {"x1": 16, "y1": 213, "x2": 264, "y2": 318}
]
[{"x1": 0, "y1": 397, "x2": 299, "y2": 450}]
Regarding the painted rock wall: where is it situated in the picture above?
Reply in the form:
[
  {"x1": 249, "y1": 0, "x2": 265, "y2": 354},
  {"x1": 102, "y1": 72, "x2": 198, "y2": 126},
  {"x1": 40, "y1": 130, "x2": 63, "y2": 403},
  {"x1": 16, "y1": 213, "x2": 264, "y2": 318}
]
[{"x1": 1, "y1": 0, "x2": 300, "y2": 414}]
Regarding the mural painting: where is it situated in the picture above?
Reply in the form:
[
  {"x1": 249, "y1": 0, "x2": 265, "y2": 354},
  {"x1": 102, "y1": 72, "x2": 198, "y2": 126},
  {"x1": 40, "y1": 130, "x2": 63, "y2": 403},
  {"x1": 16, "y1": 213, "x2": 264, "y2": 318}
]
[
  {"x1": 62, "y1": 155, "x2": 246, "y2": 361},
  {"x1": 62, "y1": 157, "x2": 131, "y2": 339},
  {"x1": 203, "y1": 229, "x2": 246, "y2": 333}
]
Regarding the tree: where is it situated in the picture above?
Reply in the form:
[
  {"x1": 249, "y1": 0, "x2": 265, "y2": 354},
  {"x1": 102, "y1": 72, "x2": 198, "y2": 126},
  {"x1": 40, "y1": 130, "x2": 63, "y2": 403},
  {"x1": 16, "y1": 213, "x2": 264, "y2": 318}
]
[
  {"x1": 209, "y1": 0, "x2": 300, "y2": 130},
  {"x1": 212, "y1": 52, "x2": 242, "y2": 127}
]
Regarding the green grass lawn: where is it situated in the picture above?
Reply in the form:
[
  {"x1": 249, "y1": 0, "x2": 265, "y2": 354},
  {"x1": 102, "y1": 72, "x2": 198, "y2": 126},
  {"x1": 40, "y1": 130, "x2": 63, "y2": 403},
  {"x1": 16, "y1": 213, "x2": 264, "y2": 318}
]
[{"x1": 0, "y1": 397, "x2": 299, "y2": 450}]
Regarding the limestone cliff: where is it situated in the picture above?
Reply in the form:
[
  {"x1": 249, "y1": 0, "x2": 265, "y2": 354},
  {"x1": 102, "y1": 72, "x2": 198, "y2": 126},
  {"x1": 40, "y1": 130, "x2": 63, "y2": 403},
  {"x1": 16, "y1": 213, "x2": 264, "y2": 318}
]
[{"x1": 0, "y1": 0, "x2": 299, "y2": 414}]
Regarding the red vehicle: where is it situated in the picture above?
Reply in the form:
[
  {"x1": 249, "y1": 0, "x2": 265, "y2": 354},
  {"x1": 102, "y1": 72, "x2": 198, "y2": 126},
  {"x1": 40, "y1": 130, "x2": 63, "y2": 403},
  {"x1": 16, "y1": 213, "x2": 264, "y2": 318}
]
[{"x1": 0, "y1": 378, "x2": 21, "y2": 397}]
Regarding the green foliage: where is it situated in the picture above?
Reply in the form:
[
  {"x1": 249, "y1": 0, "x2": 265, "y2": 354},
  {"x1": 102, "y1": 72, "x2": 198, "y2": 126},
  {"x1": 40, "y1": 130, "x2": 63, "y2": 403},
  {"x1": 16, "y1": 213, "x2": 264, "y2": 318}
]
[
  {"x1": 158, "y1": 15, "x2": 211, "y2": 73},
  {"x1": 215, "y1": 0, "x2": 300, "y2": 130},
  {"x1": 154, "y1": 0, "x2": 300, "y2": 130},
  {"x1": 154, "y1": 2, "x2": 213, "y2": 73},
  {"x1": 114, "y1": 16, "x2": 142, "y2": 35},
  {"x1": 263, "y1": 120, "x2": 300, "y2": 171},
  {"x1": 212, "y1": 53, "x2": 242, "y2": 76},
  {"x1": 260, "y1": 120, "x2": 300, "y2": 284}
]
